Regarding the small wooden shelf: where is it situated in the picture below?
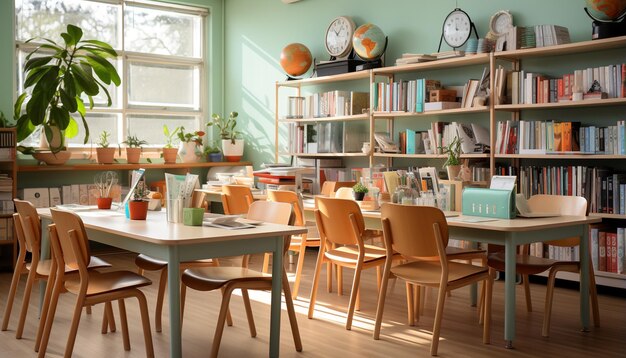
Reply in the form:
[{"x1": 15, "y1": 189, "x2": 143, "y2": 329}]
[
  {"x1": 373, "y1": 53, "x2": 490, "y2": 75},
  {"x1": 494, "y1": 35, "x2": 626, "y2": 60},
  {"x1": 17, "y1": 161, "x2": 252, "y2": 172},
  {"x1": 276, "y1": 71, "x2": 370, "y2": 87},
  {"x1": 279, "y1": 114, "x2": 368, "y2": 123},
  {"x1": 0, "y1": 241, "x2": 14, "y2": 246},
  {"x1": 373, "y1": 106, "x2": 489, "y2": 118},
  {"x1": 496, "y1": 154, "x2": 624, "y2": 159},
  {"x1": 590, "y1": 212, "x2": 626, "y2": 220},
  {"x1": 374, "y1": 153, "x2": 489, "y2": 159},
  {"x1": 495, "y1": 97, "x2": 626, "y2": 111},
  {"x1": 279, "y1": 152, "x2": 368, "y2": 158}
]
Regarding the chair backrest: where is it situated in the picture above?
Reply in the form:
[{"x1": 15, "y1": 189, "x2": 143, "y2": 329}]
[
  {"x1": 13, "y1": 199, "x2": 41, "y2": 253},
  {"x1": 314, "y1": 196, "x2": 364, "y2": 246},
  {"x1": 49, "y1": 208, "x2": 91, "y2": 270},
  {"x1": 380, "y1": 203, "x2": 449, "y2": 259},
  {"x1": 527, "y1": 194, "x2": 587, "y2": 247},
  {"x1": 221, "y1": 185, "x2": 254, "y2": 215},
  {"x1": 320, "y1": 181, "x2": 356, "y2": 197},
  {"x1": 12, "y1": 213, "x2": 27, "y2": 256},
  {"x1": 247, "y1": 200, "x2": 294, "y2": 257},
  {"x1": 334, "y1": 187, "x2": 354, "y2": 199},
  {"x1": 267, "y1": 190, "x2": 304, "y2": 226}
]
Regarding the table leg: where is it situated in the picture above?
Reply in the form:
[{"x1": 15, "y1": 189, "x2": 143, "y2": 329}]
[
  {"x1": 579, "y1": 224, "x2": 590, "y2": 332},
  {"x1": 168, "y1": 246, "x2": 182, "y2": 358},
  {"x1": 504, "y1": 235, "x2": 516, "y2": 349},
  {"x1": 269, "y1": 236, "x2": 284, "y2": 358}
]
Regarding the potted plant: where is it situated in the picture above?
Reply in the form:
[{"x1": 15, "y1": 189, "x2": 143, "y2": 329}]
[
  {"x1": 95, "y1": 131, "x2": 117, "y2": 164},
  {"x1": 162, "y1": 125, "x2": 180, "y2": 164},
  {"x1": 128, "y1": 181, "x2": 150, "y2": 220},
  {"x1": 122, "y1": 134, "x2": 147, "y2": 164},
  {"x1": 94, "y1": 171, "x2": 117, "y2": 209},
  {"x1": 207, "y1": 111, "x2": 244, "y2": 162},
  {"x1": 14, "y1": 24, "x2": 120, "y2": 164},
  {"x1": 204, "y1": 141, "x2": 222, "y2": 162},
  {"x1": 352, "y1": 182, "x2": 369, "y2": 201},
  {"x1": 441, "y1": 136, "x2": 463, "y2": 180},
  {"x1": 177, "y1": 127, "x2": 205, "y2": 163}
]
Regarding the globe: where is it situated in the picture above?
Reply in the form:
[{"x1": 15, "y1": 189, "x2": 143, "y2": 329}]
[
  {"x1": 279, "y1": 43, "x2": 312, "y2": 77},
  {"x1": 352, "y1": 23, "x2": 386, "y2": 60},
  {"x1": 585, "y1": 0, "x2": 626, "y2": 21}
]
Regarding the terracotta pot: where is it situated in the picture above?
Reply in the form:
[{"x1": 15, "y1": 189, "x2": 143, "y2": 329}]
[
  {"x1": 178, "y1": 142, "x2": 203, "y2": 163},
  {"x1": 126, "y1": 147, "x2": 142, "y2": 164},
  {"x1": 128, "y1": 200, "x2": 149, "y2": 220},
  {"x1": 96, "y1": 147, "x2": 116, "y2": 164},
  {"x1": 97, "y1": 197, "x2": 112, "y2": 209},
  {"x1": 221, "y1": 139, "x2": 244, "y2": 162},
  {"x1": 162, "y1": 147, "x2": 179, "y2": 164},
  {"x1": 32, "y1": 150, "x2": 71, "y2": 165}
]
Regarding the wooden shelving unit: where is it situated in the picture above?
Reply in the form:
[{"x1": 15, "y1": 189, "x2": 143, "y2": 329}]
[
  {"x1": 17, "y1": 161, "x2": 251, "y2": 172},
  {"x1": 0, "y1": 128, "x2": 17, "y2": 270}
]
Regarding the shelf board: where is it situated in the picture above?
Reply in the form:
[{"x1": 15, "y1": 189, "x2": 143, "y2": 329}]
[
  {"x1": 373, "y1": 53, "x2": 490, "y2": 75},
  {"x1": 0, "y1": 240, "x2": 15, "y2": 246},
  {"x1": 17, "y1": 161, "x2": 252, "y2": 172},
  {"x1": 279, "y1": 152, "x2": 368, "y2": 158},
  {"x1": 590, "y1": 212, "x2": 626, "y2": 220},
  {"x1": 496, "y1": 153, "x2": 624, "y2": 159},
  {"x1": 494, "y1": 35, "x2": 626, "y2": 60},
  {"x1": 374, "y1": 153, "x2": 489, "y2": 159},
  {"x1": 535, "y1": 270, "x2": 626, "y2": 289},
  {"x1": 276, "y1": 71, "x2": 370, "y2": 87},
  {"x1": 495, "y1": 97, "x2": 626, "y2": 111},
  {"x1": 279, "y1": 113, "x2": 368, "y2": 123},
  {"x1": 373, "y1": 106, "x2": 488, "y2": 118}
]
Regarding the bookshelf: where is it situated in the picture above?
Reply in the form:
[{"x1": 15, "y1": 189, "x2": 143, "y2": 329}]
[{"x1": 0, "y1": 128, "x2": 17, "y2": 270}]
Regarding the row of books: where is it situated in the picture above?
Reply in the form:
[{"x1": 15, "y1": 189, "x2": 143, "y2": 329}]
[
  {"x1": 286, "y1": 122, "x2": 348, "y2": 154},
  {"x1": 517, "y1": 165, "x2": 626, "y2": 215},
  {"x1": 371, "y1": 79, "x2": 442, "y2": 113},
  {"x1": 0, "y1": 217, "x2": 14, "y2": 241},
  {"x1": 283, "y1": 91, "x2": 369, "y2": 119},
  {"x1": 590, "y1": 225, "x2": 625, "y2": 275},
  {"x1": 0, "y1": 131, "x2": 15, "y2": 148},
  {"x1": 504, "y1": 25, "x2": 570, "y2": 51}
]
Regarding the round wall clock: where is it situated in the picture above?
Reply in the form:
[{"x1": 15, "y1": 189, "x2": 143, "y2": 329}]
[
  {"x1": 488, "y1": 10, "x2": 513, "y2": 38},
  {"x1": 325, "y1": 16, "x2": 356, "y2": 59},
  {"x1": 442, "y1": 8, "x2": 473, "y2": 48}
]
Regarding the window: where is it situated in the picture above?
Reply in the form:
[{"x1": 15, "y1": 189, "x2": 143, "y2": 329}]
[{"x1": 15, "y1": 0, "x2": 207, "y2": 148}]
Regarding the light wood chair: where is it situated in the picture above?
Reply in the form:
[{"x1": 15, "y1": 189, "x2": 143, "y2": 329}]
[
  {"x1": 40, "y1": 209, "x2": 154, "y2": 358},
  {"x1": 487, "y1": 194, "x2": 600, "y2": 337},
  {"x1": 308, "y1": 196, "x2": 401, "y2": 330},
  {"x1": 181, "y1": 200, "x2": 302, "y2": 357},
  {"x1": 221, "y1": 184, "x2": 254, "y2": 215},
  {"x1": 320, "y1": 181, "x2": 357, "y2": 197},
  {"x1": 2, "y1": 199, "x2": 113, "y2": 351},
  {"x1": 373, "y1": 203, "x2": 493, "y2": 356},
  {"x1": 333, "y1": 186, "x2": 354, "y2": 199}
]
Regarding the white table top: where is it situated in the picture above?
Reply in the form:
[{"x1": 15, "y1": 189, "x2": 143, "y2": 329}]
[{"x1": 38, "y1": 208, "x2": 306, "y2": 246}]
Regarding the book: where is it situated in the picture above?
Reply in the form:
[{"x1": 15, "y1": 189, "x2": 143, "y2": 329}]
[{"x1": 424, "y1": 101, "x2": 461, "y2": 111}]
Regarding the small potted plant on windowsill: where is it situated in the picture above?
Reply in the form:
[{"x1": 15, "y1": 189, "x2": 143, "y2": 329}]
[
  {"x1": 177, "y1": 127, "x2": 205, "y2": 163},
  {"x1": 96, "y1": 131, "x2": 118, "y2": 164},
  {"x1": 122, "y1": 135, "x2": 147, "y2": 164},
  {"x1": 352, "y1": 182, "x2": 369, "y2": 201},
  {"x1": 128, "y1": 181, "x2": 150, "y2": 220},
  {"x1": 440, "y1": 136, "x2": 463, "y2": 180},
  {"x1": 207, "y1": 111, "x2": 243, "y2": 162},
  {"x1": 162, "y1": 125, "x2": 181, "y2": 164},
  {"x1": 204, "y1": 141, "x2": 222, "y2": 162}
]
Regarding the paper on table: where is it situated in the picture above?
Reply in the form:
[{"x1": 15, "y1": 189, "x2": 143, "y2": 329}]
[{"x1": 489, "y1": 175, "x2": 516, "y2": 191}]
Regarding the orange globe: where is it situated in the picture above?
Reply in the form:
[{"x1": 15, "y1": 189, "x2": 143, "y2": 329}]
[{"x1": 280, "y1": 43, "x2": 312, "y2": 77}]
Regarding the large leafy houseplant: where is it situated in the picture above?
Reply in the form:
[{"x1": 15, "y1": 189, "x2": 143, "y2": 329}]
[
  {"x1": 15, "y1": 24, "x2": 120, "y2": 153},
  {"x1": 207, "y1": 111, "x2": 241, "y2": 144}
]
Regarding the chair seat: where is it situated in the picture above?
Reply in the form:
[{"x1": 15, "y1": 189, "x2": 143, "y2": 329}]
[
  {"x1": 182, "y1": 267, "x2": 271, "y2": 291},
  {"x1": 289, "y1": 235, "x2": 321, "y2": 247},
  {"x1": 65, "y1": 271, "x2": 152, "y2": 296},
  {"x1": 325, "y1": 244, "x2": 387, "y2": 264},
  {"x1": 392, "y1": 260, "x2": 488, "y2": 286},
  {"x1": 135, "y1": 254, "x2": 215, "y2": 271},
  {"x1": 30, "y1": 256, "x2": 111, "y2": 277},
  {"x1": 487, "y1": 252, "x2": 579, "y2": 275}
]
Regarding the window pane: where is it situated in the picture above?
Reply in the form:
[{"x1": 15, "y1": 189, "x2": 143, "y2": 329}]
[
  {"x1": 16, "y1": 0, "x2": 119, "y2": 48},
  {"x1": 66, "y1": 113, "x2": 121, "y2": 146},
  {"x1": 128, "y1": 62, "x2": 200, "y2": 110},
  {"x1": 128, "y1": 114, "x2": 198, "y2": 147},
  {"x1": 125, "y1": 5, "x2": 202, "y2": 57}
]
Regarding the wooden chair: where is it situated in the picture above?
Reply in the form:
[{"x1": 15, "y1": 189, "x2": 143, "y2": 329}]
[
  {"x1": 2, "y1": 199, "x2": 113, "y2": 351},
  {"x1": 333, "y1": 186, "x2": 354, "y2": 199},
  {"x1": 181, "y1": 200, "x2": 302, "y2": 357},
  {"x1": 39, "y1": 208, "x2": 154, "y2": 358},
  {"x1": 320, "y1": 181, "x2": 357, "y2": 197},
  {"x1": 221, "y1": 185, "x2": 254, "y2": 215},
  {"x1": 373, "y1": 203, "x2": 493, "y2": 356},
  {"x1": 308, "y1": 196, "x2": 401, "y2": 330},
  {"x1": 487, "y1": 194, "x2": 600, "y2": 337}
]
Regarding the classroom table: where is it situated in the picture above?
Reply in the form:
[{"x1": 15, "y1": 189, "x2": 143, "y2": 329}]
[
  {"x1": 37, "y1": 208, "x2": 306, "y2": 358},
  {"x1": 302, "y1": 204, "x2": 601, "y2": 349}
]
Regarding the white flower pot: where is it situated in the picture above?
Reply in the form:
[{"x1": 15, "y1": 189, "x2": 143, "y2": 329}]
[
  {"x1": 178, "y1": 142, "x2": 204, "y2": 163},
  {"x1": 221, "y1": 139, "x2": 244, "y2": 162}
]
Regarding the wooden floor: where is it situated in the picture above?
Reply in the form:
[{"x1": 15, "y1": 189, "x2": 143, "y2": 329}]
[{"x1": 1, "y1": 249, "x2": 625, "y2": 357}]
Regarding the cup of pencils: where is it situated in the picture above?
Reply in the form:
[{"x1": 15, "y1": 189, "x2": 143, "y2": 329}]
[{"x1": 94, "y1": 171, "x2": 118, "y2": 209}]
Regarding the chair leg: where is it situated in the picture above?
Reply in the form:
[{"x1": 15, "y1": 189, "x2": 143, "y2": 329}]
[
  {"x1": 373, "y1": 260, "x2": 392, "y2": 340},
  {"x1": 430, "y1": 285, "x2": 448, "y2": 356},
  {"x1": 181, "y1": 281, "x2": 187, "y2": 329},
  {"x1": 406, "y1": 282, "x2": 415, "y2": 326},
  {"x1": 37, "y1": 272, "x2": 64, "y2": 358},
  {"x1": 118, "y1": 299, "x2": 131, "y2": 351},
  {"x1": 291, "y1": 243, "x2": 307, "y2": 299},
  {"x1": 35, "y1": 269, "x2": 56, "y2": 352},
  {"x1": 105, "y1": 302, "x2": 116, "y2": 333},
  {"x1": 326, "y1": 262, "x2": 333, "y2": 293},
  {"x1": 415, "y1": 285, "x2": 422, "y2": 323},
  {"x1": 16, "y1": 261, "x2": 38, "y2": 339},
  {"x1": 337, "y1": 266, "x2": 343, "y2": 296},
  {"x1": 133, "y1": 289, "x2": 155, "y2": 358},
  {"x1": 86, "y1": 306, "x2": 92, "y2": 315},
  {"x1": 307, "y1": 247, "x2": 326, "y2": 319},
  {"x1": 542, "y1": 268, "x2": 558, "y2": 337},
  {"x1": 523, "y1": 274, "x2": 533, "y2": 312},
  {"x1": 211, "y1": 285, "x2": 236, "y2": 358},
  {"x1": 241, "y1": 289, "x2": 257, "y2": 338},
  {"x1": 2, "y1": 257, "x2": 25, "y2": 331},
  {"x1": 282, "y1": 270, "x2": 302, "y2": 351},
  {"x1": 219, "y1": 287, "x2": 234, "y2": 327},
  {"x1": 376, "y1": 266, "x2": 382, "y2": 292},
  {"x1": 346, "y1": 262, "x2": 363, "y2": 330},
  {"x1": 155, "y1": 268, "x2": 168, "y2": 332},
  {"x1": 355, "y1": 283, "x2": 361, "y2": 312},
  {"x1": 64, "y1": 294, "x2": 86, "y2": 358},
  {"x1": 262, "y1": 253, "x2": 271, "y2": 273}
]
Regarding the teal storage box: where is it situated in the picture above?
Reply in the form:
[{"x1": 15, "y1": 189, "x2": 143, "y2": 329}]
[{"x1": 461, "y1": 188, "x2": 516, "y2": 219}]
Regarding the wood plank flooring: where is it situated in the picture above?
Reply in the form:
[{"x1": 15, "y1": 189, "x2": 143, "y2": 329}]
[{"x1": 1, "y1": 249, "x2": 625, "y2": 357}]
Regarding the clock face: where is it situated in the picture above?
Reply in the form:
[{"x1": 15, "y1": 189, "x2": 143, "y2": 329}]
[
  {"x1": 443, "y1": 9, "x2": 472, "y2": 48},
  {"x1": 490, "y1": 10, "x2": 513, "y2": 36},
  {"x1": 325, "y1": 16, "x2": 355, "y2": 58}
]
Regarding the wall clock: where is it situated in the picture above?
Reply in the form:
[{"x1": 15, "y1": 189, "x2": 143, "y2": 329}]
[
  {"x1": 325, "y1": 16, "x2": 356, "y2": 59},
  {"x1": 488, "y1": 10, "x2": 513, "y2": 39},
  {"x1": 438, "y1": 8, "x2": 479, "y2": 52}
]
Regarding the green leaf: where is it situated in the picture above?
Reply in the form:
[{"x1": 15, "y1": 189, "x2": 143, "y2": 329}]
[
  {"x1": 61, "y1": 33, "x2": 74, "y2": 47},
  {"x1": 50, "y1": 105, "x2": 70, "y2": 130},
  {"x1": 16, "y1": 114, "x2": 35, "y2": 142},
  {"x1": 81, "y1": 39, "x2": 116, "y2": 53},
  {"x1": 59, "y1": 88, "x2": 78, "y2": 113},
  {"x1": 14, "y1": 93, "x2": 27, "y2": 120},
  {"x1": 95, "y1": 81, "x2": 112, "y2": 106},
  {"x1": 78, "y1": 111, "x2": 89, "y2": 144},
  {"x1": 83, "y1": 55, "x2": 111, "y2": 85},
  {"x1": 65, "y1": 117, "x2": 79, "y2": 138},
  {"x1": 76, "y1": 98, "x2": 86, "y2": 116},
  {"x1": 71, "y1": 63, "x2": 99, "y2": 96},
  {"x1": 24, "y1": 65, "x2": 54, "y2": 88},
  {"x1": 64, "y1": 73, "x2": 76, "y2": 98},
  {"x1": 26, "y1": 89, "x2": 46, "y2": 125},
  {"x1": 87, "y1": 95, "x2": 94, "y2": 109},
  {"x1": 67, "y1": 24, "x2": 83, "y2": 44},
  {"x1": 24, "y1": 56, "x2": 53, "y2": 72},
  {"x1": 85, "y1": 54, "x2": 120, "y2": 86}
]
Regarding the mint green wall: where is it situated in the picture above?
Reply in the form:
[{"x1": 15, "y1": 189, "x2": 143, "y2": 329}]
[
  {"x1": 0, "y1": 1, "x2": 15, "y2": 119},
  {"x1": 223, "y1": 0, "x2": 592, "y2": 167}
]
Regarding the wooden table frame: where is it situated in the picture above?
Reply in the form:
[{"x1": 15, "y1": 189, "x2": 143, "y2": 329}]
[
  {"x1": 37, "y1": 208, "x2": 306, "y2": 358},
  {"x1": 303, "y1": 205, "x2": 600, "y2": 348}
]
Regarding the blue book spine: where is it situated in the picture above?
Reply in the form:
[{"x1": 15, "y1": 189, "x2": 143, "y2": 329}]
[
  {"x1": 406, "y1": 129, "x2": 416, "y2": 154},
  {"x1": 620, "y1": 183, "x2": 626, "y2": 215}
]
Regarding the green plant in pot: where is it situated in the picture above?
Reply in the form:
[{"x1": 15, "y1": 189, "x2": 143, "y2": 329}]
[
  {"x1": 14, "y1": 24, "x2": 120, "y2": 163},
  {"x1": 162, "y1": 125, "x2": 181, "y2": 164},
  {"x1": 204, "y1": 141, "x2": 222, "y2": 162},
  {"x1": 95, "y1": 130, "x2": 117, "y2": 164},
  {"x1": 122, "y1": 134, "x2": 147, "y2": 164},
  {"x1": 352, "y1": 182, "x2": 369, "y2": 201},
  {"x1": 440, "y1": 136, "x2": 463, "y2": 180},
  {"x1": 177, "y1": 127, "x2": 205, "y2": 163},
  {"x1": 128, "y1": 181, "x2": 150, "y2": 220},
  {"x1": 207, "y1": 111, "x2": 244, "y2": 162}
]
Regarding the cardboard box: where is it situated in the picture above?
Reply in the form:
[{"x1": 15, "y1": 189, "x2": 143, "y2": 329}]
[
  {"x1": 430, "y1": 89, "x2": 457, "y2": 102},
  {"x1": 21, "y1": 188, "x2": 50, "y2": 208}
]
